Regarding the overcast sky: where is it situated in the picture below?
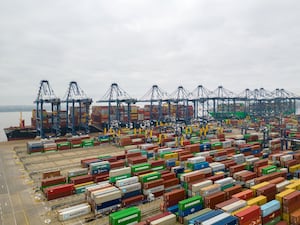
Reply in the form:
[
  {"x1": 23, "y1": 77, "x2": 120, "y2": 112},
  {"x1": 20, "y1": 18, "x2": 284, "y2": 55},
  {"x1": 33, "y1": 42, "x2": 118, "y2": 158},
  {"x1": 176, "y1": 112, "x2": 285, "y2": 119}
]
[{"x1": 0, "y1": 0, "x2": 300, "y2": 105}]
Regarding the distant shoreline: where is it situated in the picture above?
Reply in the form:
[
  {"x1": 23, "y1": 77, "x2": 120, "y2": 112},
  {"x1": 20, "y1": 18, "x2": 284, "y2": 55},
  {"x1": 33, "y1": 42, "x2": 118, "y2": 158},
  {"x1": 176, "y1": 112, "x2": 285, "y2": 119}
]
[{"x1": 0, "y1": 105, "x2": 34, "y2": 112}]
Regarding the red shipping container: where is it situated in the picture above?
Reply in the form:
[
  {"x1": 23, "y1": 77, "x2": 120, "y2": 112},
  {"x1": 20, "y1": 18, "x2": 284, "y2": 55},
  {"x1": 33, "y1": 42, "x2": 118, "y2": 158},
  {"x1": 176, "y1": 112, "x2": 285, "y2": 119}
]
[
  {"x1": 42, "y1": 170, "x2": 61, "y2": 179},
  {"x1": 164, "y1": 188, "x2": 185, "y2": 201},
  {"x1": 230, "y1": 164, "x2": 245, "y2": 176},
  {"x1": 179, "y1": 154, "x2": 194, "y2": 161},
  {"x1": 215, "y1": 198, "x2": 240, "y2": 209},
  {"x1": 70, "y1": 174, "x2": 94, "y2": 185},
  {"x1": 254, "y1": 171, "x2": 287, "y2": 184},
  {"x1": 116, "y1": 154, "x2": 126, "y2": 160},
  {"x1": 224, "y1": 185, "x2": 242, "y2": 199},
  {"x1": 150, "y1": 159, "x2": 165, "y2": 167},
  {"x1": 262, "y1": 209, "x2": 281, "y2": 224},
  {"x1": 232, "y1": 189, "x2": 253, "y2": 200},
  {"x1": 214, "y1": 150, "x2": 227, "y2": 157},
  {"x1": 184, "y1": 171, "x2": 205, "y2": 183},
  {"x1": 146, "y1": 212, "x2": 172, "y2": 224},
  {"x1": 268, "y1": 177, "x2": 285, "y2": 185},
  {"x1": 122, "y1": 195, "x2": 144, "y2": 207},
  {"x1": 127, "y1": 156, "x2": 148, "y2": 165},
  {"x1": 283, "y1": 191, "x2": 300, "y2": 213},
  {"x1": 284, "y1": 159, "x2": 298, "y2": 168},
  {"x1": 235, "y1": 205, "x2": 261, "y2": 225},
  {"x1": 204, "y1": 191, "x2": 226, "y2": 209},
  {"x1": 163, "y1": 178, "x2": 179, "y2": 188},
  {"x1": 240, "y1": 171, "x2": 256, "y2": 182},
  {"x1": 225, "y1": 147, "x2": 235, "y2": 156},
  {"x1": 219, "y1": 160, "x2": 236, "y2": 169},
  {"x1": 291, "y1": 208, "x2": 300, "y2": 225},
  {"x1": 126, "y1": 152, "x2": 142, "y2": 159},
  {"x1": 93, "y1": 173, "x2": 109, "y2": 182},
  {"x1": 46, "y1": 184, "x2": 74, "y2": 200},
  {"x1": 206, "y1": 174, "x2": 225, "y2": 182},
  {"x1": 256, "y1": 183, "x2": 277, "y2": 201},
  {"x1": 110, "y1": 160, "x2": 125, "y2": 169},
  {"x1": 81, "y1": 158, "x2": 99, "y2": 168},
  {"x1": 143, "y1": 179, "x2": 164, "y2": 189},
  {"x1": 153, "y1": 190, "x2": 164, "y2": 198},
  {"x1": 184, "y1": 144, "x2": 200, "y2": 153},
  {"x1": 205, "y1": 156, "x2": 213, "y2": 163},
  {"x1": 41, "y1": 176, "x2": 66, "y2": 187}
]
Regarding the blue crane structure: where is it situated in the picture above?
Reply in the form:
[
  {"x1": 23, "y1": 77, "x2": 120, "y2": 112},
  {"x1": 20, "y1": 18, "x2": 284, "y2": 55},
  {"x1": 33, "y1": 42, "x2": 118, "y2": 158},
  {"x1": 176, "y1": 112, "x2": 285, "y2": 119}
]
[
  {"x1": 97, "y1": 83, "x2": 137, "y2": 129},
  {"x1": 139, "y1": 85, "x2": 170, "y2": 122},
  {"x1": 34, "y1": 80, "x2": 61, "y2": 138},
  {"x1": 63, "y1": 81, "x2": 92, "y2": 135}
]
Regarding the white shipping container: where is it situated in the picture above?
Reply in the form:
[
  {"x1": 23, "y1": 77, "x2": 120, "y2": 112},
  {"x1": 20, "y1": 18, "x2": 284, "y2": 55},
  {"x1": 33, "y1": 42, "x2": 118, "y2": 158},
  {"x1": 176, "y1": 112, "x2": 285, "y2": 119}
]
[
  {"x1": 245, "y1": 157, "x2": 260, "y2": 165},
  {"x1": 200, "y1": 184, "x2": 221, "y2": 197},
  {"x1": 143, "y1": 185, "x2": 164, "y2": 195},
  {"x1": 221, "y1": 200, "x2": 247, "y2": 213},
  {"x1": 233, "y1": 170, "x2": 248, "y2": 180},
  {"x1": 94, "y1": 190, "x2": 122, "y2": 205},
  {"x1": 91, "y1": 187, "x2": 119, "y2": 200},
  {"x1": 187, "y1": 156, "x2": 206, "y2": 164},
  {"x1": 115, "y1": 176, "x2": 139, "y2": 187},
  {"x1": 209, "y1": 162, "x2": 225, "y2": 172},
  {"x1": 192, "y1": 180, "x2": 213, "y2": 192},
  {"x1": 150, "y1": 214, "x2": 177, "y2": 225},
  {"x1": 222, "y1": 140, "x2": 232, "y2": 149},
  {"x1": 201, "y1": 212, "x2": 231, "y2": 225},
  {"x1": 109, "y1": 167, "x2": 131, "y2": 177},
  {"x1": 276, "y1": 180, "x2": 290, "y2": 192},
  {"x1": 215, "y1": 177, "x2": 234, "y2": 187},
  {"x1": 195, "y1": 152, "x2": 210, "y2": 157},
  {"x1": 180, "y1": 171, "x2": 203, "y2": 182},
  {"x1": 68, "y1": 168, "x2": 88, "y2": 177},
  {"x1": 280, "y1": 154, "x2": 293, "y2": 162},
  {"x1": 119, "y1": 182, "x2": 141, "y2": 194},
  {"x1": 58, "y1": 203, "x2": 91, "y2": 221}
]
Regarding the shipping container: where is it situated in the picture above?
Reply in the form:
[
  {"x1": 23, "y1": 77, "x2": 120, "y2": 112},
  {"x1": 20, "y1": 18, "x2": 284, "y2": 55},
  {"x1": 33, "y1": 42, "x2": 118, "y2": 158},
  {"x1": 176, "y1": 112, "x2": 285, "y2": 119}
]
[
  {"x1": 58, "y1": 203, "x2": 91, "y2": 221},
  {"x1": 109, "y1": 207, "x2": 141, "y2": 225}
]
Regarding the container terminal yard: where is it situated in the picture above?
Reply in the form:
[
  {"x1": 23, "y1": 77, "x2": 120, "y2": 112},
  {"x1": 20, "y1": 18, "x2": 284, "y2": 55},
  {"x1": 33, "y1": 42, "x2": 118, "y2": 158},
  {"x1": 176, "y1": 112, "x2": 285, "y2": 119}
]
[{"x1": 1, "y1": 81, "x2": 300, "y2": 225}]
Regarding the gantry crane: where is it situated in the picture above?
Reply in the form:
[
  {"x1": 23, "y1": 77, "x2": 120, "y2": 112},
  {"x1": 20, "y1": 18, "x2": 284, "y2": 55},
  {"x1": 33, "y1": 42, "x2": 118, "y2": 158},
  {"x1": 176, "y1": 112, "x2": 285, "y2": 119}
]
[
  {"x1": 97, "y1": 83, "x2": 136, "y2": 128},
  {"x1": 34, "y1": 80, "x2": 61, "y2": 138},
  {"x1": 169, "y1": 86, "x2": 192, "y2": 124},
  {"x1": 63, "y1": 81, "x2": 92, "y2": 135},
  {"x1": 139, "y1": 85, "x2": 169, "y2": 122},
  {"x1": 191, "y1": 85, "x2": 212, "y2": 119}
]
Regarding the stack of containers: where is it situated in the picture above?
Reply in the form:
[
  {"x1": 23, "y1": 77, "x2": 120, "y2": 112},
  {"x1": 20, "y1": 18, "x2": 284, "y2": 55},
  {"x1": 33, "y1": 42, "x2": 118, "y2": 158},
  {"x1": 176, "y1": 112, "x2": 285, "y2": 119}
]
[
  {"x1": 180, "y1": 171, "x2": 205, "y2": 195},
  {"x1": 186, "y1": 156, "x2": 209, "y2": 171},
  {"x1": 116, "y1": 176, "x2": 144, "y2": 207},
  {"x1": 131, "y1": 163, "x2": 151, "y2": 176},
  {"x1": 41, "y1": 176, "x2": 66, "y2": 192},
  {"x1": 89, "y1": 161, "x2": 110, "y2": 182},
  {"x1": 146, "y1": 212, "x2": 176, "y2": 225},
  {"x1": 178, "y1": 196, "x2": 203, "y2": 223},
  {"x1": 282, "y1": 190, "x2": 300, "y2": 224},
  {"x1": 67, "y1": 168, "x2": 88, "y2": 183},
  {"x1": 109, "y1": 207, "x2": 141, "y2": 225},
  {"x1": 109, "y1": 167, "x2": 131, "y2": 183},
  {"x1": 162, "y1": 188, "x2": 185, "y2": 213},
  {"x1": 260, "y1": 200, "x2": 281, "y2": 225},
  {"x1": 45, "y1": 183, "x2": 74, "y2": 201},
  {"x1": 161, "y1": 171, "x2": 180, "y2": 192},
  {"x1": 68, "y1": 136, "x2": 82, "y2": 148},
  {"x1": 56, "y1": 141, "x2": 71, "y2": 150},
  {"x1": 42, "y1": 139, "x2": 57, "y2": 152},
  {"x1": 140, "y1": 172, "x2": 164, "y2": 198},
  {"x1": 235, "y1": 205, "x2": 262, "y2": 225},
  {"x1": 27, "y1": 141, "x2": 44, "y2": 154},
  {"x1": 150, "y1": 159, "x2": 166, "y2": 172},
  {"x1": 88, "y1": 183, "x2": 122, "y2": 214}
]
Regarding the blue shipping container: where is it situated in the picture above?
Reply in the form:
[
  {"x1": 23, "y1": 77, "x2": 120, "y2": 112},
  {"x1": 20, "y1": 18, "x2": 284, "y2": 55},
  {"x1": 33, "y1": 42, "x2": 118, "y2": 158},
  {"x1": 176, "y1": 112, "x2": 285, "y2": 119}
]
[
  {"x1": 260, "y1": 200, "x2": 280, "y2": 217},
  {"x1": 122, "y1": 190, "x2": 141, "y2": 199},
  {"x1": 200, "y1": 143, "x2": 211, "y2": 151},
  {"x1": 212, "y1": 215, "x2": 238, "y2": 225},
  {"x1": 178, "y1": 204, "x2": 203, "y2": 217},
  {"x1": 191, "y1": 210, "x2": 223, "y2": 224},
  {"x1": 193, "y1": 161, "x2": 209, "y2": 170},
  {"x1": 167, "y1": 204, "x2": 179, "y2": 213},
  {"x1": 95, "y1": 198, "x2": 121, "y2": 210},
  {"x1": 240, "y1": 147, "x2": 251, "y2": 153},
  {"x1": 166, "y1": 160, "x2": 176, "y2": 167}
]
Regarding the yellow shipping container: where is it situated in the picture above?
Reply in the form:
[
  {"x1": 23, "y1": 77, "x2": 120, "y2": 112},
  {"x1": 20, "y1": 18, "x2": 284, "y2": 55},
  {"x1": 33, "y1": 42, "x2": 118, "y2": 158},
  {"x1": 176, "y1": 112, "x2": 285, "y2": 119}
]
[
  {"x1": 247, "y1": 195, "x2": 267, "y2": 206},
  {"x1": 163, "y1": 153, "x2": 178, "y2": 160},
  {"x1": 231, "y1": 206, "x2": 250, "y2": 216},
  {"x1": 282, "y1": 213, "x2": 290, "y2": 224},
  {"x1": 251, "y1": 182, "x2": 269, "y2": 196},
  {"x1": 289, "y1": 164, "x2": 300, "y2": 173},
  {"x1": 276, "y1": 189, "x2": 296, "y2": 204},
  {"x1": 285, "y1": 181, "x2": 300, "y2": 190}
]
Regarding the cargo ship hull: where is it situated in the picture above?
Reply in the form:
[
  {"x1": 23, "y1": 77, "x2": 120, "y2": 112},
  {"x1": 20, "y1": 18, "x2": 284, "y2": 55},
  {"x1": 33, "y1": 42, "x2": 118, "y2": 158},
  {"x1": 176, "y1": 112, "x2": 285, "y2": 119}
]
[{"x1": 4, "y1": 125, "x2": 102, "y2": 141}]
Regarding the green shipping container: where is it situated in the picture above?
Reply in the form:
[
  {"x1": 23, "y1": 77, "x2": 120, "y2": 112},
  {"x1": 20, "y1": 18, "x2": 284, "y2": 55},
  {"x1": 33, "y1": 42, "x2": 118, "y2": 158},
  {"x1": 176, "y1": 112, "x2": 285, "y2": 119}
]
[
  {"x1": 139, "y1": 172, "x2": 161, "y2": 183},
  {"x1": 179, "y1": 196, "x2": 203, "y2": 211},
  {"x1": 82, "y1": 139, "x2": 94, "y2": 147},
  {"x1": 264, "y1": 216, "x2": 281, "y2": 225},
  {"x1": 131, "y1": 163, "x2": 151, "y2": 173},
  {"x1": 151, "y1": 165, "x2": 166, "y2": 171},
  {"x1": 262, "y1": 165, "x2": 277, "y2": 175},
  {"x1": 71, "y1": 143, "x2": 82, "y2": 148},
  {"x1": 109, "y1": 207, "x2": 141, "y2": 225},
  {"x1": 57, "y1": 142, "x2": 70, "y2": 147},
  {"x1": 109, "y1": 173, "x2": 131, "y2": 183},
  {"x1": 221, "y1": 183, "x2": 234, "y2": 191}
]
